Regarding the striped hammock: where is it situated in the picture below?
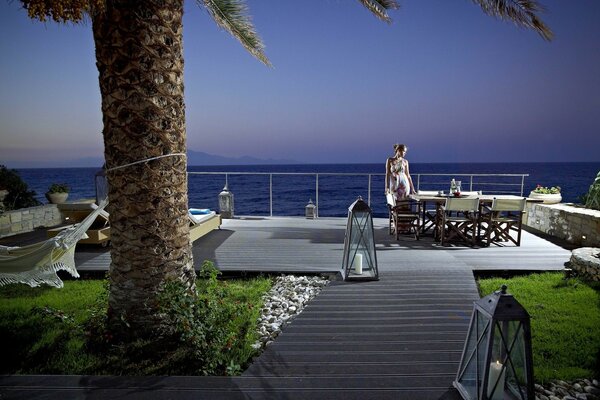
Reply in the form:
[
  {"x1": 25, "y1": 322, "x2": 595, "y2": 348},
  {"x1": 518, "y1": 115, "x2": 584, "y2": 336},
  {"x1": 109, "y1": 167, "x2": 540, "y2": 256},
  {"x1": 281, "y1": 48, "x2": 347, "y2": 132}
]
[{"x1": 0, "y1": 202, "x2": 108, "y2": 288}]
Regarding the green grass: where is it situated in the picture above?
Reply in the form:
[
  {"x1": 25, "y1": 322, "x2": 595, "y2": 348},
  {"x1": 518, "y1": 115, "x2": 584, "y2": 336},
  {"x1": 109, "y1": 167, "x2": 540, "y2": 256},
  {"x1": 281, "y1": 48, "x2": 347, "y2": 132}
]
[
  {"x1": 478, "y1": 272, "x2": 600, "y2": 382},
  {"x1": 0, "y1": 274, "x2": 271, "y2": 375}
]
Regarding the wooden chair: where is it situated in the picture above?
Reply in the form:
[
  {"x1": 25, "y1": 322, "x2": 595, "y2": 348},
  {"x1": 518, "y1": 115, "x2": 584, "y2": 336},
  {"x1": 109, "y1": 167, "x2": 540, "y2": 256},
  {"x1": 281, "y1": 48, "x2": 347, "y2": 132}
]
[
  {"x1": 480, "y1": 198, "x2": 526, "y2": 246},
  {"x1": 387, "y1": 193, "x2": 421, "y2": 240},
  {"x1": 440, "y1": 197, "x2": 480, "y2": 246}
]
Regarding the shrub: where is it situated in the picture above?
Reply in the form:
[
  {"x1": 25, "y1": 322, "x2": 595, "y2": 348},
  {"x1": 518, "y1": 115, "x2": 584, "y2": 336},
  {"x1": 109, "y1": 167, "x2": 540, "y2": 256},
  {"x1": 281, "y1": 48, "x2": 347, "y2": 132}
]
[
  {"x1": 532, "y1": 184, "x2": 561, "y2": 194},
  {"x1": 0, "y1": 165, "x2": 41, "y2": 211},
  {"x1": 47, "y1": 183, "x2": 69, "y2": 193},
  {"x1": 584, "y1": 171, "x2": 600, "y2": 210}
]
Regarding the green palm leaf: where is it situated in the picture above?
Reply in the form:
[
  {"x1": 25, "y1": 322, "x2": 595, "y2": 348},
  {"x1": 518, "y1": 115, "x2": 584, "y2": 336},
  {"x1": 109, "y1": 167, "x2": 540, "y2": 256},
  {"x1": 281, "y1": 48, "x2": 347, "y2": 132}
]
[
  {"x1": 357, "y1": 0, "x2": 400, "y2": 23},
  {"x1": 471, "y1": 0, "x2": 553, "y2": 40},
  {"x1": 201, "y1": 0, "x2": 271, "y2": 66}
]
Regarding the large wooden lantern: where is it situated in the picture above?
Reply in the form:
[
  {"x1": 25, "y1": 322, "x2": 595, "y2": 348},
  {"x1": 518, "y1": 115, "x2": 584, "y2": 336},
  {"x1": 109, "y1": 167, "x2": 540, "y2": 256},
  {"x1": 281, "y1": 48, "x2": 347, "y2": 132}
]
[
  {"x1": 454, "y1": 285, "x2": 534, "y2": 400},
  {"x1": 342, "y1": 196, "x2": 379, "y2": 281}
]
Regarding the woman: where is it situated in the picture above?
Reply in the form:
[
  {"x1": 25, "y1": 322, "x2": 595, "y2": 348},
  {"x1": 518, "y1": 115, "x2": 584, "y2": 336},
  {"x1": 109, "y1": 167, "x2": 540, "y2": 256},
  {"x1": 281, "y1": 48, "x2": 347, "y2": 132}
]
[{"x1": 385, "y1": 143, "x2": 415, "y2": 201}]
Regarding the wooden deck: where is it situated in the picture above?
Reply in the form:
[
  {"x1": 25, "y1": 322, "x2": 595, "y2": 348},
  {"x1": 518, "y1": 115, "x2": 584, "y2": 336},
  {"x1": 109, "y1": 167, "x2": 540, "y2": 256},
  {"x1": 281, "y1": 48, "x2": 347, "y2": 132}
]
[
  {"x1": 0, "y1": 217, "x2": 572, "y2": 399},
  {"x1": 2, "y1": 216, "x2": 565, "y2": 273}
]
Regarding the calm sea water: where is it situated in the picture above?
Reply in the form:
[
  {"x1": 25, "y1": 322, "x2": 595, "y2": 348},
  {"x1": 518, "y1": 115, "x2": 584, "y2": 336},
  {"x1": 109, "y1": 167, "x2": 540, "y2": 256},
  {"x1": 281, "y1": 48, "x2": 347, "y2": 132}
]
[{"x1": 15, "y1": 162, "x2": 600, "y2": 218}]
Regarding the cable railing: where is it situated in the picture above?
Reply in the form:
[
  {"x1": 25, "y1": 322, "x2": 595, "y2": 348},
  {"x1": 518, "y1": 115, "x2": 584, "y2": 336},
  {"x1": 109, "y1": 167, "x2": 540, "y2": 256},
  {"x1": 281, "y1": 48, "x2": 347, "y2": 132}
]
[{"x1": 187, "y1": 172, "x2": 529, "y2": 218}]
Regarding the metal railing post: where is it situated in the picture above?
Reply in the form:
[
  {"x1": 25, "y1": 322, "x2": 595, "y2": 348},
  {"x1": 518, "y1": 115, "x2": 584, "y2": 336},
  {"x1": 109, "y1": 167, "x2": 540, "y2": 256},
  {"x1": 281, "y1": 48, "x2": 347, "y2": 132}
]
[
  {"x1": 416, "y1": 174, "x2": 420, "y2": 191},
  {"x1": 270, "y1": 174, "x2": 273, "y2": 217},
  {"x1": 368, "y1": 174, "x2": 372, "y2": 206},
  {"x1": 469, "y1": 175, "x2": 473, "y2": 192},
  {"x1": 520, "y1": 175, "x2": 525, "y2": 196},
  {"x1": 315, "y1": 174, "x2": 319, "y2": 218}
]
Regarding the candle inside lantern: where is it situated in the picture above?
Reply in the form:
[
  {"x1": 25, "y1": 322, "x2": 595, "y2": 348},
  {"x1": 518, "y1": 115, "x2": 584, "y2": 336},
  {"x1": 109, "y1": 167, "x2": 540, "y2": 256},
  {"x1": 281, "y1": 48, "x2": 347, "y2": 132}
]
[
  {"x1": 487, "y1": 360, "x2": 506, "y2": 400},
  {"x1": 352, "y1": 254, "x2": 363, "y2": 274}
]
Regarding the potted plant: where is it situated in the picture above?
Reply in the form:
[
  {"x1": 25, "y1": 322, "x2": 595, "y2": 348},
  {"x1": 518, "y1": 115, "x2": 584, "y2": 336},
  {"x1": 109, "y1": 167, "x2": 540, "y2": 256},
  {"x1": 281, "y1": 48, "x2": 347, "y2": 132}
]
[
  {"x1": 46, "y1": 183, "x2": 69, "y2": 204},
  {"x1": 529, "y1": 184, "x2": 561, "y2": 204}
]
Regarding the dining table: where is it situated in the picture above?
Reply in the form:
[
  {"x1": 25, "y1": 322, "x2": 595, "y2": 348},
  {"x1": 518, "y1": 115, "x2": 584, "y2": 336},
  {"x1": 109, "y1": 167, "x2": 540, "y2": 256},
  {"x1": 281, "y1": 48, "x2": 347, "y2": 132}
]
[{"x1": 409, "y1": 193, "x2": 543, "y2": 241}]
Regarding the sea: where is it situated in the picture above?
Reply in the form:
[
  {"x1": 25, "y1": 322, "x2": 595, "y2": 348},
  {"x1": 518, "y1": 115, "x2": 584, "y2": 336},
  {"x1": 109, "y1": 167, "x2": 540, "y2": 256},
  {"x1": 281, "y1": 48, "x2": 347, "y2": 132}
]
[{"x1": 14, "y1": 162, "x2": 600, "y2": 219}]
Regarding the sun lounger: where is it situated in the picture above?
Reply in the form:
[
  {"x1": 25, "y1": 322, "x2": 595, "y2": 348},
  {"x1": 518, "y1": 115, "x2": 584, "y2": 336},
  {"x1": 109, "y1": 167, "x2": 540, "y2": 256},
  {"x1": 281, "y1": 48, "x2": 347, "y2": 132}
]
[
  {"x1": 47, "y1": 201, "x2": 110, "y2": 246},
  {"x1": 189, "y1": 209, "x2": 221, "y2": 242}
]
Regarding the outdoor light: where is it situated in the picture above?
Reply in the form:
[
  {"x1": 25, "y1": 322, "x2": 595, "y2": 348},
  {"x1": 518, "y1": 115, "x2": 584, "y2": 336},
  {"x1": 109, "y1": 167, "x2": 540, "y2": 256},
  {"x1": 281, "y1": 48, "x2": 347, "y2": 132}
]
[
  {"x1": 218, "y1": 184, "x2": 234, "y2": 219},
  {"x1": 454, "y1": 285, "x2": 534, "y2": 400},
  {"x1": 305, "y1": 199, "x2": 317, "y2": 219},
  {"x1": 95, "y1": 167, "x2": 108, "y2": 205},
  {"x1": 341, "y1": 196, "x2": 378, "y2": 281}
]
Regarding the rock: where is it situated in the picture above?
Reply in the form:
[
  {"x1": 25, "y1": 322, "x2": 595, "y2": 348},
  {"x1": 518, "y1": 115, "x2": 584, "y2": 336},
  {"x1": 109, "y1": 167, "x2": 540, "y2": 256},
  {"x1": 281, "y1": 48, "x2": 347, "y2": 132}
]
[
  {"x1": 549, "y1": 396, "x2": 561, "y2": 400},
  {"x1": 585, "y1": 386, "x2": 600, "y2": 396},
  {"x1": 576, "y1": 394, "x2": 588, "y2": 400},
  {"x1": 536, "y1": 384, "x2": 546, "y2": 392},
  {"x1": 574, "y1": 384, "x2": 584, "y2": 392}
]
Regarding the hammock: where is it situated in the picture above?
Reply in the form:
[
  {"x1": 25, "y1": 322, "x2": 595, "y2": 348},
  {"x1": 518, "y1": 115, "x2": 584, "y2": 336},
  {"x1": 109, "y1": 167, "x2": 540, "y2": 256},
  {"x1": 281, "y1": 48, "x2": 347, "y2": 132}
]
[{"x1": 0, "y1": 202, "x2": 108, "y2": 288}]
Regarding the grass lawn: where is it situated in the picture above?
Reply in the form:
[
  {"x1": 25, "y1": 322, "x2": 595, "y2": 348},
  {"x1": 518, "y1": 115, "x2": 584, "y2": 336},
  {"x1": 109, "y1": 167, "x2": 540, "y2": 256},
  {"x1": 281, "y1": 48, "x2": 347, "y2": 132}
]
[
  {"x1": 0, "y1": 274, "x2": 271, "y2": 375},
  {"x1": 478, "y1": 272, "x2": 600, "y2": 383}
]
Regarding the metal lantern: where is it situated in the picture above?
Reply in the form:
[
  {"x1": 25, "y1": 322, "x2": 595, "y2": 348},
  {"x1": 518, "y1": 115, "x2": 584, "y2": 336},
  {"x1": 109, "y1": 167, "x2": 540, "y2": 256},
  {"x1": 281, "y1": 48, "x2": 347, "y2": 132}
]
[
  {"x1": 454, "y1": 285, "x2": 534, "y2": 400},
  {"x1": 219, "y1": 185, "x2": 234, "y2": 219},
  {"x1": 305, "y1": 199, "x2": 317, "y2": 219},
  {"x1": 95, "y1": 167, "x2": 108, "y2": 205},
  {"x1": 341, "y1": 196, "x2": 379, "y2": 281}
]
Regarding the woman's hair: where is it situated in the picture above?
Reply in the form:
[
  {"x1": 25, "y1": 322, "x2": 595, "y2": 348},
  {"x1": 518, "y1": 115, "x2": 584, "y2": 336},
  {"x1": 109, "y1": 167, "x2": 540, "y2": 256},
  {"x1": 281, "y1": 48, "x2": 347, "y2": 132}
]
[{"x1": 393, "y1": 144, "x2": 408, "y2": 153}]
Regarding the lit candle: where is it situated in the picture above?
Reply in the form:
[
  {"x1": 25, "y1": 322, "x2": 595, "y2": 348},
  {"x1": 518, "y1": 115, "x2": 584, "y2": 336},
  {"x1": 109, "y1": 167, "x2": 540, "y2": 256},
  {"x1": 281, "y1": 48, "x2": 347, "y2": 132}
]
[
  {"x1": 352, "y1": 254, "x2": 363, "y2": 275},
  {"x1": 487, "y1": 360, "x2": 506, "y2": 400}
]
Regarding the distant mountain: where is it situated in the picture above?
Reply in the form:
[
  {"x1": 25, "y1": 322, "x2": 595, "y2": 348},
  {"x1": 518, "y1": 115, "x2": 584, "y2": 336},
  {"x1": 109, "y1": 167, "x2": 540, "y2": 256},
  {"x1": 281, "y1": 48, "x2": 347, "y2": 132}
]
[
  {"x1": 5, "y1": 151, "x2": 297, "y2": 169},
  {"x1": 187, "y1": 150, "x2": 297, "y2": 166}
]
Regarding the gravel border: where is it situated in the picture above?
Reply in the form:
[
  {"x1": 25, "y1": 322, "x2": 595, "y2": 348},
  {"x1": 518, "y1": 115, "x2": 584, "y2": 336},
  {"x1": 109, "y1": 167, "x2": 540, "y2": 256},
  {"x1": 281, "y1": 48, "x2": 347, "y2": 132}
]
[{"x1": 252, "y1": 274, "x2": 329, "y2": 350}]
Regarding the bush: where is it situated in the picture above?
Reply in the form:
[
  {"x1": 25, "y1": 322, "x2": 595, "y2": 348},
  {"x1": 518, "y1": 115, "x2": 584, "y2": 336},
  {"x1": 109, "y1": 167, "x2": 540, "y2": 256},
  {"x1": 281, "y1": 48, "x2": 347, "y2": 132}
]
[
  {"x1": 0, "y1": 165, "x2": 41, "y2": 211},
  {"x1": 584, "y1": 171, "x2": 600, "y2": 210},
  {"x1": 47, "y1": 183, "x2": 69, "y2": 194},
  {"x1": 85, "y1": 261, "x2": 268, "y2": 375}
]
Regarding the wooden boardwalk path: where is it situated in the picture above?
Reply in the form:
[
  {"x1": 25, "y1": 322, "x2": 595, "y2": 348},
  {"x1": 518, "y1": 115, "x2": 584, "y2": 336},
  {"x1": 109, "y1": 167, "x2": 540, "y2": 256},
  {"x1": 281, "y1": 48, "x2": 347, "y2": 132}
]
[
  {"x1": 0, "y1": 217, "x2": 571, "y2": 399},
  {"x1": 243, "y1": 268, "x2": 478, "y2": 399}
]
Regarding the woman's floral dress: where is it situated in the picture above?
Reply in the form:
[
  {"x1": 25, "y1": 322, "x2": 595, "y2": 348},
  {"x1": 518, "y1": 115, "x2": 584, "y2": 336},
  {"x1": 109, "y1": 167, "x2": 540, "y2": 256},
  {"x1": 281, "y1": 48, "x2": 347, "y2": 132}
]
[{"x1": 389, "y1": 157, "x2": 410, "y2": 201}]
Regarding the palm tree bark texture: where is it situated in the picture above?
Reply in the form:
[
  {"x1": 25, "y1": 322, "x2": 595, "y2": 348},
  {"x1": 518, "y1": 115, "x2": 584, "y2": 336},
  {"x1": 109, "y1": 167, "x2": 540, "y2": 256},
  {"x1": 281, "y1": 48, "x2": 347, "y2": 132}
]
[{"x1": 92, "y1": 0, "x2": 195, "y2": 336}]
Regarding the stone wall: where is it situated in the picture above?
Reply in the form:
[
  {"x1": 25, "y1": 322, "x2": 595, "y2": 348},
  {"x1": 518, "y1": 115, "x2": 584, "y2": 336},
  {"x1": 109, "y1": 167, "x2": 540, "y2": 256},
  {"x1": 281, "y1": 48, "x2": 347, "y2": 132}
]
[
  {"x1": 524, "y1": 203, "x2": 600, "y2": 247},
  {"x1": 0, "y1": 205, "x2": 62, "y2": 238}
]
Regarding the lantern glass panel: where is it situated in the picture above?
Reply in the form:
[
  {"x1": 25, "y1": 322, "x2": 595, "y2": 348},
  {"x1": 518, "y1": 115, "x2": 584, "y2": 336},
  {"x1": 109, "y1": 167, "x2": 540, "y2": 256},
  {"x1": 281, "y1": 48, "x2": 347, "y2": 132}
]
[
  {"x1": 457, "y1": 310, "x2": 491, "y2": 399},
  {"x1": 491, "y1": 320, "x2": 530, "y2": 400}
]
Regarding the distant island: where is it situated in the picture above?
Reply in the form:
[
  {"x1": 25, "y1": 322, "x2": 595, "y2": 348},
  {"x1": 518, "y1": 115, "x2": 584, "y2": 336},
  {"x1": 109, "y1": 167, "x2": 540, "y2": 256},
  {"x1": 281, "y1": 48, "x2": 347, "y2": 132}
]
[{"x1": 7, "y1": 150, "x2": 297, "y2": 168}]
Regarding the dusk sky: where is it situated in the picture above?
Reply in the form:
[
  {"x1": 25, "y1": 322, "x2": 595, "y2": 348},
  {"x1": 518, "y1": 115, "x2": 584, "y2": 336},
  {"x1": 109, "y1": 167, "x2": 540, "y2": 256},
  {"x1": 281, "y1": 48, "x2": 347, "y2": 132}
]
[{"x1": 1, "y1": 0, "x2": 599, "y2": 167}]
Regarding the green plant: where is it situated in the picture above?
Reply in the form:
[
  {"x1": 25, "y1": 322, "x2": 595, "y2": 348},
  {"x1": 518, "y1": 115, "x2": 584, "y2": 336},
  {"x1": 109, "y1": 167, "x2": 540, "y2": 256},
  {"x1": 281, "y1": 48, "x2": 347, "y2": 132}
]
[
  {"x1": 584, "y1": 171, "x2": 600, "y2": 210},
  {"x1": 0, "y1": 271, "x2": 270, "y2": 376},
  {"x1": 155, "y1": 260, "x2": 260, "y2": 375},
  {"x1": 47, "y1": 183, "x2": 69, "y2": 194},
  {"x1": 478, "y1": 272, "x2": 600, "y2": 382},
  {"x1": 532, "y1": 184, "x2": 561, "y2": 194},
  {"x1": 0, "y1": 165, "x2": 41, "y2": 211}
]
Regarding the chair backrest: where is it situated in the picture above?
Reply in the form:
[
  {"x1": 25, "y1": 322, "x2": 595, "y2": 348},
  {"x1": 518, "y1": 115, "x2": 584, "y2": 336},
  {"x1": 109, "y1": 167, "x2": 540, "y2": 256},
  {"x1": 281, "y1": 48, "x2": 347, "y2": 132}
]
[
  {"x1": 386, "y1": 193, "x2": 396, "y2": 207},
  {"x1": 445, "y1": 197, "x2": 479, "y2": 212},
  {"x1": 491, "y1": 198, "x2": 526, "y2": 212},
  {"x1": 417, "y1": 190, "x2": 438, "y2": 195}
]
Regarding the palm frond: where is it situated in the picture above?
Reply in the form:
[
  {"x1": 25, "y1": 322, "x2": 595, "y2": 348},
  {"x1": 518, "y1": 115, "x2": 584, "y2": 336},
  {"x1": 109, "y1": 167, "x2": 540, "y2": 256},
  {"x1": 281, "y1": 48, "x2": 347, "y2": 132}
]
[
  {"x1": 357, "y1": 0, "x2": 400, "y2": 24},
  {"x1": 471, "y1": 0, "x2": 553, "y2": 41},
  {"x1": 200, "y1": 0, "x2": 271, "y2": 66}
]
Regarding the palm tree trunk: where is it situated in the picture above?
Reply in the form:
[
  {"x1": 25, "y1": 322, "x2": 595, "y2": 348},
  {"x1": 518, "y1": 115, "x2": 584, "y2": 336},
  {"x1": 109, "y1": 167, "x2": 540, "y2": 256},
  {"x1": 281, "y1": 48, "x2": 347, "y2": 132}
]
[{"x1": 92, "y1": 0, "x2": 196, "y2": 338}]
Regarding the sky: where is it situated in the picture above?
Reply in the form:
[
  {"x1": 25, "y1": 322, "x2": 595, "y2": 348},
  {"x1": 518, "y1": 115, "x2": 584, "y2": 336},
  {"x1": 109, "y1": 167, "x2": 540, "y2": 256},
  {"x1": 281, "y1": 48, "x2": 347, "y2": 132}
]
[{"x1": 1, "y1": 0, "x2": 599, "y2": 167}]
